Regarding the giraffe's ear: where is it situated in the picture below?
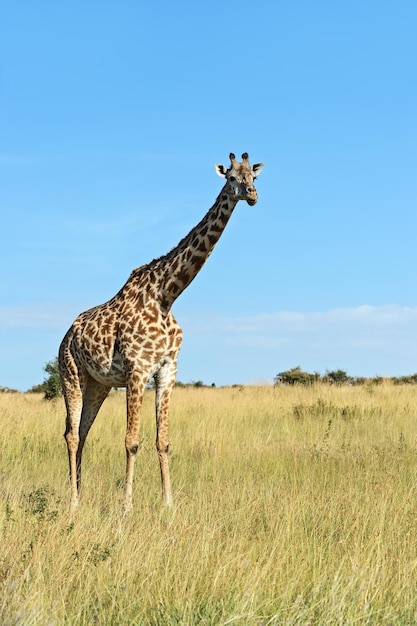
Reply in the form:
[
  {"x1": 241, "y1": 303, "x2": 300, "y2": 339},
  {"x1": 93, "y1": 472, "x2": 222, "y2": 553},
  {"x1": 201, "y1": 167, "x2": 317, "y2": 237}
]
[
  {"x1": 214, "y1": 164, "x2": 228, "y2": 178},
  {"x1": 252, "y1": 163, "x2": 264, "y2": 178}
]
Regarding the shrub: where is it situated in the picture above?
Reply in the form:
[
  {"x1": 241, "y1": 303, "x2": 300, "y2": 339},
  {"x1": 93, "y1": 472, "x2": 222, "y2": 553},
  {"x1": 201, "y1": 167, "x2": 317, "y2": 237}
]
[
  {"x1": 274, "y1": 366, "x2": 317, "y2": 386},
  {"x1": 322, "y1": 369, "x2": 352, "y2": 386}
]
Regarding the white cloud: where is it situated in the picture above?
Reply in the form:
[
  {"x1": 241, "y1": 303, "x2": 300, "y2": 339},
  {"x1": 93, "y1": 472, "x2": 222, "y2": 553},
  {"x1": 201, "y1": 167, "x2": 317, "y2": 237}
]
[
  {"x1": 180, "y1": 305, "x2": 417, "y2": 377},
  {"x1": 184, "y1": 305, "x2": 417, "y2": 341}
]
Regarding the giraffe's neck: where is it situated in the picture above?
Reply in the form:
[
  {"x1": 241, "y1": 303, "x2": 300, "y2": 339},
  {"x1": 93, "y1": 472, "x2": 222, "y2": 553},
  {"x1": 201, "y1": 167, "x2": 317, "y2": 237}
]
[{"x1": 153, "y1": 187, "x2": 238, "y2": 311}]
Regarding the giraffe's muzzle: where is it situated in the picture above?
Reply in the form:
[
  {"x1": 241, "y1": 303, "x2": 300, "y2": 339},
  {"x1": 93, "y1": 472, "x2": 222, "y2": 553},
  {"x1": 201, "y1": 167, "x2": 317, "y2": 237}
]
[
  {"x1": 245, "y1": 182, "x2": 258, "y2": 205},
  {"x1": 246, "y1": 188, "x2": 258, "y2": 206}
]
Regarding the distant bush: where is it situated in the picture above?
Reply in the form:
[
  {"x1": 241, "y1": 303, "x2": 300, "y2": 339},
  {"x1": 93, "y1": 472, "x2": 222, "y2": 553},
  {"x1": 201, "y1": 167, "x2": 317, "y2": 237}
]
[
  {"x1": 0, "y1": 386, "x2": 19, "y2": 393},
  {"x1": 322, "y1": 369, "x2": 352, "y2": 386},
  {"x1": 393, "y1": 374, "x2": 417, "y2": 385},
  {"x1": 274, "y1": 366, "x2": 318, "y2": 386},
  {"x1": 351, "y1": 377, "x2": 367, "y2": 386},
  {"x1": 273, "y1": 367, "x2": 416, "y2": 387},
  {"x1": 174, "y1": 380, "x2": 214, "y2": 388}
]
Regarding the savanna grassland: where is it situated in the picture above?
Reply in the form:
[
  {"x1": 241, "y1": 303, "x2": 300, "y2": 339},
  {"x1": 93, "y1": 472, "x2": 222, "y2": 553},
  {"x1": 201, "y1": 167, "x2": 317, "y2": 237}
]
[{"x1": 1, "y1": 382, "x2": 417, "y2": 625}]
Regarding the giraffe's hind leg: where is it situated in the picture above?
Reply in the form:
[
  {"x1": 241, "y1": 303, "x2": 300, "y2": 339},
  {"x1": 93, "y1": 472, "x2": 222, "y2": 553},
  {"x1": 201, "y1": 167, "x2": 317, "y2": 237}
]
[
  {"x1": 63, "y1": 374, "x2": 110, "y2": 509},
  {"x1": 63, "y1": 382, "x2": 83, "y2": 510},
  {"x1": 76, "y1": 378, "x2": 111, "y2": 503}
]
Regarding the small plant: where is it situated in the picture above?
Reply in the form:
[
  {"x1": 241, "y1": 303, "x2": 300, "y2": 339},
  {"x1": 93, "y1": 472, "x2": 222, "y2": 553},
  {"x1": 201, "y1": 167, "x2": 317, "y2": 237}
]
[
  {"x1": 311, "y1": 418, "x2": 333, "y2": 459},
  {"x1": 73, "y1": 543, "x2": 112, "y2": 566},
  {"x1": 25, "y1": 486, "x2": 58, "y2": 522},
  {"x1": 5, "y1": 501, "x2": 14, "y2": 522},
  {"x1": 89, "y1": 544, "x2": 111, "y2": 566},
  {"x1": 293, "y1": 399, "x2": 338, "y2": 420}
]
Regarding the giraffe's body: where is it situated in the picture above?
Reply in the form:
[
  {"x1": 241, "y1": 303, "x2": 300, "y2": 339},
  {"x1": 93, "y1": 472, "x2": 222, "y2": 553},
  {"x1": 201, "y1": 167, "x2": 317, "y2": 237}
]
[{"x1": 59, "y1": 153, "x2": 263, "y2": 511}]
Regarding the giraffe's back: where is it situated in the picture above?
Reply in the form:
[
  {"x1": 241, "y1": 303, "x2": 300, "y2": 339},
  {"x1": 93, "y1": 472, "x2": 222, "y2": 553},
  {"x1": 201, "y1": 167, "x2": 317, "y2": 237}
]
[{"x1": 60, "y1": 294, "x2": 183, "y2": 389}]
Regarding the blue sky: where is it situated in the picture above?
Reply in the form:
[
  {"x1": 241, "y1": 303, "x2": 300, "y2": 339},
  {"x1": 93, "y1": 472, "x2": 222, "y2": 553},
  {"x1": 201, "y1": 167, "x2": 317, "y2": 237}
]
[{"x1": 1, "y1": 1, "x2": 416, "y2": 390}]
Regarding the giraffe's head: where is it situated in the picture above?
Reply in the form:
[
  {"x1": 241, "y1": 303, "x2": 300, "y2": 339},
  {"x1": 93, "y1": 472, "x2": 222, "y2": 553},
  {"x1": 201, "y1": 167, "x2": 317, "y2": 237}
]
[{"x1": 214, "y1": 152, "x2": 264, "y2": 206}]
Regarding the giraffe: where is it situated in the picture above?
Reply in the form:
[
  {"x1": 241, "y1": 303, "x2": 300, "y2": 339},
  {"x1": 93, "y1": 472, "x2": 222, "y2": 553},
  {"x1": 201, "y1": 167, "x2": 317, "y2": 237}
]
[{"x1": 59, "y1": 152, "x2": 264, "y2": 512}]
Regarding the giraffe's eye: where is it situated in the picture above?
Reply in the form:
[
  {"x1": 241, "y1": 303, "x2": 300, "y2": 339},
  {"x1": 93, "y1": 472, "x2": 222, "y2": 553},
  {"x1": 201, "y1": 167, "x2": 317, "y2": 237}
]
[{"x1": 229, "y1": 176, "x2": 236, "y2": 182}]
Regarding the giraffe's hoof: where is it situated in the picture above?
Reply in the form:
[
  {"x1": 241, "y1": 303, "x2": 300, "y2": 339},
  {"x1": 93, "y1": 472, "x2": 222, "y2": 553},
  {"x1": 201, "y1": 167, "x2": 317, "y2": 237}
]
[
  {"x1": 122, "y1": 501, "x2": 133, "y2": 516},
  {"x1": 163, "y1": 494, "x2": 173, "y2": 507}
]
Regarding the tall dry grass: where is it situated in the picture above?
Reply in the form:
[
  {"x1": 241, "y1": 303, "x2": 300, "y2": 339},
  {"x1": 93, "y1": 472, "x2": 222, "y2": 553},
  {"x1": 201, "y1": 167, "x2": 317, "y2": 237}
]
[{"x1": 1, "y1": 382, "x2": 417, "y2": 624}]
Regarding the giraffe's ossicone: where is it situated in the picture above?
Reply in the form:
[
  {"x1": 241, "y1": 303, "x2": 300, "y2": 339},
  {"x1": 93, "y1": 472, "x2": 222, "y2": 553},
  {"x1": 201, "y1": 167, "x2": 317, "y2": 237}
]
[{"x1": 59, "y1": 152, "x2": 264, "y2": 512}]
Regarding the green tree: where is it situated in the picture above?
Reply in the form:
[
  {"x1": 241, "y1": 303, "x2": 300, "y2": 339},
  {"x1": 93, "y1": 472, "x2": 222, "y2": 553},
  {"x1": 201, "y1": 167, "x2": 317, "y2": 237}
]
[
  {"x1": 274, "y1": 366, "x2": 316, "y2": 386},
  {"x1": 43, "y1": 357, "x2": 62, "y2": 400}
]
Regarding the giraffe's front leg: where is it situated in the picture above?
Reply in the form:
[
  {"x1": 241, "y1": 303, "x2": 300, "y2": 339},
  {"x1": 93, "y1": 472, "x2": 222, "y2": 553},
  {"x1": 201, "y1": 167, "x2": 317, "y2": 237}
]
[
  {"x1": 123, "y1": 374, "x2": 147, "y2": 513},
  {"x1": 155, "y1": 360, "x2": 178, "y2": 507}
]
